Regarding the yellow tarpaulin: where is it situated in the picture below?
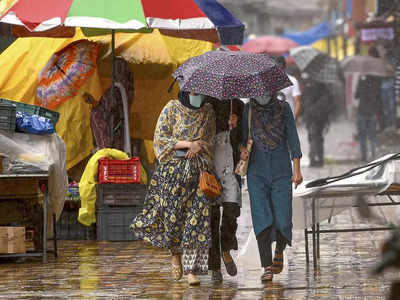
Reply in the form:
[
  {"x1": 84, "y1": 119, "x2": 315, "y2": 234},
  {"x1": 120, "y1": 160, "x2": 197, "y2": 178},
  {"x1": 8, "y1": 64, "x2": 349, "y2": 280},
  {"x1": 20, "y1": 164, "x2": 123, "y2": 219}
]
[
  {"x1": 0, "y1": 29, "x2": 212, "y2": 170},
  {"x1": 312, "y1": 36, "x2": 355, "y2": 60}
]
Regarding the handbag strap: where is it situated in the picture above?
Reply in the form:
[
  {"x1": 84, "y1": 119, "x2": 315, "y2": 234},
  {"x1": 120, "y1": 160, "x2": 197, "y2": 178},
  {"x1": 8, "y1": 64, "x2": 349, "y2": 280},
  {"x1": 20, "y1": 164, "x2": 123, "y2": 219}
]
[{"x1": 247, "y1": 104, "x2": 252, "y2": 139}]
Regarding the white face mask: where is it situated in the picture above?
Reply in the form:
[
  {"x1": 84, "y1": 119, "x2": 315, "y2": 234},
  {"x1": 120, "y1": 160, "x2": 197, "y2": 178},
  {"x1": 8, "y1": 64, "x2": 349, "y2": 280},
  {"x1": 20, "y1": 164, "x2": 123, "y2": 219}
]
[
  {"x1": 254, "y1": 95, "x2": 271, "y2": 105},
  {"x1": 189, "y1": 94, "x2": 205, "y2": 107}
]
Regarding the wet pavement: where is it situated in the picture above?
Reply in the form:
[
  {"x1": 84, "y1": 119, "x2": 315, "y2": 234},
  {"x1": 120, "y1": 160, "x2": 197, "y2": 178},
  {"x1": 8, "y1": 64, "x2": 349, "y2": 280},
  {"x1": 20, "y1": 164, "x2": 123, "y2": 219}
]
[{"x1": 1, "y1": 120, "x2": 400, "y2": 299}]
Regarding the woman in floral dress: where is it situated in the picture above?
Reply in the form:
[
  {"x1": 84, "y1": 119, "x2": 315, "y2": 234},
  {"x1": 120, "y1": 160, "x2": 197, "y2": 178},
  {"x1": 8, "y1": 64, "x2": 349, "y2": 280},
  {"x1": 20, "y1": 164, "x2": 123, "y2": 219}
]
[{"x1": 131, "y1": 90, "x2": 216, "y2": 285}]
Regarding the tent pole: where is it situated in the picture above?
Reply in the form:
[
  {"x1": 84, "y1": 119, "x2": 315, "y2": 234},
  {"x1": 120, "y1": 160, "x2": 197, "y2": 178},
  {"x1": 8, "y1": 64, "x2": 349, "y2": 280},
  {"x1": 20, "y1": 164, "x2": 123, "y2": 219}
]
[{"x1": 110, "y1": 29, "x2": 115, "y2": 147}]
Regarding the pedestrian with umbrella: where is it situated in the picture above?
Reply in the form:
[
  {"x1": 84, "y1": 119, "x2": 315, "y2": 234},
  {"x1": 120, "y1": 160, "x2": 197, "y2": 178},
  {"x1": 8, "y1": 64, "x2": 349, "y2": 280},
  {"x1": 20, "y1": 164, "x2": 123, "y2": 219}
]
[
  {"x1": 239, "y1": 92, "x2": 303, "y2": 282},
  {"x1": 300, "y1": 72, "x2": 335, "y2": 167},
  {"x1": 131, "y1": 89, "x2": 216, "y2": 286},
  {"x1": 205, "y1": 96, "x2": 244, "y2": 282},
  {"x1": 173, "y1": 50, "x2": 303, "y2": 283},
  {"x1": 290, "y1": 46, "x2": 340, "y2": 167},
  {"x1": 354, "y1": 47, "x2": 384, "y2": 163}
]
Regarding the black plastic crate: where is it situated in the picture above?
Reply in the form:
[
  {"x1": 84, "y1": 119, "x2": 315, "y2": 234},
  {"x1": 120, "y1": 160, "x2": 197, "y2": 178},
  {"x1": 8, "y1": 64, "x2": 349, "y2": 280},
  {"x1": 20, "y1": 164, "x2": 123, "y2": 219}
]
[
  {"x1": 56, "y1": 210, "x2": 95, "y2": 240},
  {"x1": 0, "y1": 104, "x2": 16, "y2": 131},
  {"x1": 96, "y1": 183, "x2": 146, "y2": 207},
  {"x1": 0, "y1": 98, "x2": 60, "y2": 126},
  {"x1": 96, "y1": 206, "x2": 142, "y2": 241}
]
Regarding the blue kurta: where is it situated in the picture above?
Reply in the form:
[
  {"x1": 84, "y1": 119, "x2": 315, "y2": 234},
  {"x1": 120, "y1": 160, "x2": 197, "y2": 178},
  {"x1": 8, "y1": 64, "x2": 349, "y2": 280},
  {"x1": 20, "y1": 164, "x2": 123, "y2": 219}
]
[{"x1": 242, "y1": 101, "x2": 302, "y2": 245}]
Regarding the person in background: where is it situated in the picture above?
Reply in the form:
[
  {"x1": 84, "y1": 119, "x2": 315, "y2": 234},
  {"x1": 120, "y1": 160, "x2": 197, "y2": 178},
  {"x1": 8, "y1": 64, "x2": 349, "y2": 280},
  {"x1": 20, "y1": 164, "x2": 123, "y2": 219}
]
[
  {"x1": 353, "y1": 46, "x2": 383, "y2": 163},
  {"x1": 381, "y1": 45, "x2": 397, "y2": 130},
  {"x1": 240, "y1": 94, "x2": 303, "y2": 282},
  {"x1": 206, "y1": 97, "x2": 244, "y2": 282},
  {"x1": 274, "y1": 56, "x2": 302, "y2": 120},
  {"x1": 131, "y1": 90, "x2": 216, "y2": 285},
  {"x1": 301, "y1": 73, "x2": 334, "y2": 167}
]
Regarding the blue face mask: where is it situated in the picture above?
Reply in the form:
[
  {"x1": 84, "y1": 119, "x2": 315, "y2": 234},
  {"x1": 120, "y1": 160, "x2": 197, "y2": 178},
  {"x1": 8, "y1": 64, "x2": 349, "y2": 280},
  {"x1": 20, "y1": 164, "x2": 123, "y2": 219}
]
[{"x1": 189, "y1": 94, "x2": 205, "y2": 108}]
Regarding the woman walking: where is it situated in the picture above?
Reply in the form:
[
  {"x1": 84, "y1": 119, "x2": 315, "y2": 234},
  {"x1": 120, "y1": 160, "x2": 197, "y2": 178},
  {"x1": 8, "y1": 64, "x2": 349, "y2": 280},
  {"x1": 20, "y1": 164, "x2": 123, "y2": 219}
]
[
  {"x1": 240, "y1": 95, "x2": 303, "y2": 282},
  {"x1": 207, "y1": 97, "x2": 244, "y2": 281},
  {"x1": 131, "y1": 90, "x2": 216, "y2": 285}
]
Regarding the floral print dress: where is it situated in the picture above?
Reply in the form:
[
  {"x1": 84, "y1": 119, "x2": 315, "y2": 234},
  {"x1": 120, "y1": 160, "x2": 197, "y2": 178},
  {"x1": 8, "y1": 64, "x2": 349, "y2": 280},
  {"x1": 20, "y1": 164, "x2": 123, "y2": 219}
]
[{"x1": 131, "y1": 99, "x2": 216, "y2": 275}]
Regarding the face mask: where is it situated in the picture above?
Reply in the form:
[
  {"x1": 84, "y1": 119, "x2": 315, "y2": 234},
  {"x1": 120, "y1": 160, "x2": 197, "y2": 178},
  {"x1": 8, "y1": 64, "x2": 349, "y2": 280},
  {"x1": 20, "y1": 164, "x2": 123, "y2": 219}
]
[
  {"x1": 189, "y1": 94, "x2": 205, "y2": 108},
  {"x1": 254, "y1": 95, "x2": 271, "y2": 105}
]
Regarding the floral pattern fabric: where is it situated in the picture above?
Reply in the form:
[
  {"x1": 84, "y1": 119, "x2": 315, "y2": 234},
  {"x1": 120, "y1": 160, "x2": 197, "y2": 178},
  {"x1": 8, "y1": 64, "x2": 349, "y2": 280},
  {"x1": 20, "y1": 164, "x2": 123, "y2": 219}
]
[
  {"x1": 131, "y1": 160, "x2": 212, "y2": 251},
  {"x1": 131, "y1": 99, "x2": 216, "y2": 275},
  {"x1": 153, "y1": 99, "x2": 215, "y2": 165}
]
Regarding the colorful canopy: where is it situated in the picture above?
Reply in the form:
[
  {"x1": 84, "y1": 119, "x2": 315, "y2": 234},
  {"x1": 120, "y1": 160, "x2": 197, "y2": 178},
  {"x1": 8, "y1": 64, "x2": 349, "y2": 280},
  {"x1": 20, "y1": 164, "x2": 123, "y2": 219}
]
[{"x1": 0, "y1": 0, "x2": 244, "y2": 45}]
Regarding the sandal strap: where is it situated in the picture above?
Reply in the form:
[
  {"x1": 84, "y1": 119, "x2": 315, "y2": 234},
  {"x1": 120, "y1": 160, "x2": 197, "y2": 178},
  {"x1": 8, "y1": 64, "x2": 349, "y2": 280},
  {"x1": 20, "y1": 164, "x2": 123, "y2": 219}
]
[{"x1": 261, "y1": 267, "x2": 273, "y2": 281}]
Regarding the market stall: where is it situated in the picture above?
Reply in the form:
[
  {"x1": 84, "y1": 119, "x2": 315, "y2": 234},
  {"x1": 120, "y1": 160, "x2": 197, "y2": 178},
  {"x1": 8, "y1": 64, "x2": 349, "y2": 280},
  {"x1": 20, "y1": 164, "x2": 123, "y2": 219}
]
[{"x1": 0, "y1": 108, "x2": 68, "y2": 262}]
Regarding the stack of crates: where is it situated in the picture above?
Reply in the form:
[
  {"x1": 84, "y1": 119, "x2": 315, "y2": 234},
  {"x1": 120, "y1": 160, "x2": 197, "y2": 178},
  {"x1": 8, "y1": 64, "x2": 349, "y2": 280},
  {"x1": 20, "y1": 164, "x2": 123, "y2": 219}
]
[
  {"x1": 0, "y1": 104, "x2": 16, "y2": 131},
  {"x1": 96, "y1": 183, "x2": 146, "y2": 241},
  {"x1": 56, "y1": 185, "x2": 95, "y2": 240},
  {"x1": 96, "y1": 157, "x2": 146, "y2": 241}
]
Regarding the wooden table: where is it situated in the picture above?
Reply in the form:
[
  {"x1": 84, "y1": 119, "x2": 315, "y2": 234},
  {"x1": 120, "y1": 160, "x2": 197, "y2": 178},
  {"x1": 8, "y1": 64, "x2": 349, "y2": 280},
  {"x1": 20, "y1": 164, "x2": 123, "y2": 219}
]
[{"x1": 0, "y1": 173, "x2": 57, "y2": 263}]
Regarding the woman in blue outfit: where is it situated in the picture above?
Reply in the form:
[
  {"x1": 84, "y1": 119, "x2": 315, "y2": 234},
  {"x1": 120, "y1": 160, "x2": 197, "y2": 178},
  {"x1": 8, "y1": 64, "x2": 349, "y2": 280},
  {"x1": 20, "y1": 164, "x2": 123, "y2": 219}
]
[{"x1": 240, "y1": 95, "x2": 303, "y2": 282}]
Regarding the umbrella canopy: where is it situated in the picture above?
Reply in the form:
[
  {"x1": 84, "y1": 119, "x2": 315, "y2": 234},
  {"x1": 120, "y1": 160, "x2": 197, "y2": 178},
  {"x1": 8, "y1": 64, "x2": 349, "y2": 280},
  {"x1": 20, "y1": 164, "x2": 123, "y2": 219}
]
[
  {"x1": 290, "y1": 46, "x2": 343, "y2": 84},
  {"x1": 241, "y1": 36, "x2": 299, "y2": 55},
  {"x1": 289, "y1": 46, "x2": 320, "y2": 71},
  {"x1": 0, "y1": 0, "x2": 244, "y2": 45},
  {"x1": 340, "y1": 55, "x2": 394, "y2": 77},
  {"x1": 36, "y1": 39, "x2": 99, "y2": 109},
  {"x1": 173, "y1": 50, "x2": 291, "y2": 100}
]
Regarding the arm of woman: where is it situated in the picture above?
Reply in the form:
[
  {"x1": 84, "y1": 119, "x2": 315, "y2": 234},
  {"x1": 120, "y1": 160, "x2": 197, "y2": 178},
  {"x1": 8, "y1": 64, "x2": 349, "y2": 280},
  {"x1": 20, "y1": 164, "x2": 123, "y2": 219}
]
[
  {"x1": 292, "y1": 158, "x2": 303, "y2": 188},
  {"x1": 199, "y1": 107, "x2": 216, "y2": 160}
]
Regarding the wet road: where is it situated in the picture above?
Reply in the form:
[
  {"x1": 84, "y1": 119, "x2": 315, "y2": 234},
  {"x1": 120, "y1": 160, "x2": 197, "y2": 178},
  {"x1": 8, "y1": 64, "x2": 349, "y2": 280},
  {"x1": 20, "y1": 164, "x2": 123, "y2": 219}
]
[{"x1": 1, "y1": 121, "x2": 400, "y2": 299}]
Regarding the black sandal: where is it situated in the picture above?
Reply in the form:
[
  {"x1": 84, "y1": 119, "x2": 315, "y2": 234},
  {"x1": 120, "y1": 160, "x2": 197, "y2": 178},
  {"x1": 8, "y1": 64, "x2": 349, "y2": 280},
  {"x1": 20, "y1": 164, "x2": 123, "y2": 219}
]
[
  {"x1": 222, "y1": 252, "x2": 237, "y2": 276},
  {"x1": 260, "y1": 266, "x2": 273, "y2": 282}
]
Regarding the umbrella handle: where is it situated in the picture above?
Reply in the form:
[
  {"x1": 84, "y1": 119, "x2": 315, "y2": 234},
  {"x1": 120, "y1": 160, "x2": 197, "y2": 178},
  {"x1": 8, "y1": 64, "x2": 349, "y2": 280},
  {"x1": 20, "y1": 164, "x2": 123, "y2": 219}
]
[{"x1": 229, "y1": 99, "x2": 233, "y2": 130}]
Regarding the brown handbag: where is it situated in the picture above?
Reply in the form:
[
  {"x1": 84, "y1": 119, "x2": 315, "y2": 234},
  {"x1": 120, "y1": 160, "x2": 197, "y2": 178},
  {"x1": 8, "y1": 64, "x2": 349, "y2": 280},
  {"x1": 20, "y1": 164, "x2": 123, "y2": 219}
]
[{"x1": 199, "y1": 170, "x2": 222, "y2": 198}]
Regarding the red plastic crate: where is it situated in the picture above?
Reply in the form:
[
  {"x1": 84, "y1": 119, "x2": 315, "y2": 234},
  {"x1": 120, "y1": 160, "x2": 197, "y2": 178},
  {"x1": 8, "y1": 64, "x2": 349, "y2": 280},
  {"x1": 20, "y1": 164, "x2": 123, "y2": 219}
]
[{"x1": 98, "y1": 157, "x2": 140, "y2": 184}]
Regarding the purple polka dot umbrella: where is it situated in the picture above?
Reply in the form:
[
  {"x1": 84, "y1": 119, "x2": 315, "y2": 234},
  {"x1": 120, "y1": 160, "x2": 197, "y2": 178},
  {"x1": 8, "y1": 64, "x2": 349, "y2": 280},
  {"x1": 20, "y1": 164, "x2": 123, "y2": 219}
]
[{"x1": 172, "y1": 50, "x2": 292, "y2": 100}]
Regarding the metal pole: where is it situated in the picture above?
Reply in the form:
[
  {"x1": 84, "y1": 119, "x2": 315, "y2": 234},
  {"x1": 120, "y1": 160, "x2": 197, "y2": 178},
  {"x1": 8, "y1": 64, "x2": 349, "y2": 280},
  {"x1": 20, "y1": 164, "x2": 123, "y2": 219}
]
[
  {"x1": 343, "y1": 0, "x2": 348, "y2": 57},
  {"x1": 110, "y1": 29, "x2": 116, "y2": 147},
  {"x1": 43, "y1": 183, "x2": 48, "y2": 263},
  {"x1": 312, "y1": 197, "x2": 317, "y2": 270},
  {"x1": 305, "y1": 228, "x2": 309, "y2": 264}
]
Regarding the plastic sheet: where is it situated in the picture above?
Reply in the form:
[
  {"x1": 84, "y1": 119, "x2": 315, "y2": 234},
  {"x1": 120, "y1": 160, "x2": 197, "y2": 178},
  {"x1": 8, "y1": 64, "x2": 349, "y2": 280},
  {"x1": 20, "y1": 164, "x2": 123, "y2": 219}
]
[
  {"x1": 15, "y1": 112, "x2": 55, "y2": 135},
  {"x1": 0, "y1": 130, "x2": 68, "y2": 220}
]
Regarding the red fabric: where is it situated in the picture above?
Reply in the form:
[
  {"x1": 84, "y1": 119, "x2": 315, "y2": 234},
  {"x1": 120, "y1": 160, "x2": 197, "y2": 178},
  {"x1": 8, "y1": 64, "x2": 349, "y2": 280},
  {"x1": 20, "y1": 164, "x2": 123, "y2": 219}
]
[
  {"x1": 4, "y1": 0, "x2": 73, "y2": 31},
  {"x1": 213, "y1": 43, "x2": 241, "y2": 51},
  {"x1": 140, "y1": 0, "x2": 206, "y2": 19},
  {"x1": 241, "y1": 36, "x2": 299, "y2": 55}
]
